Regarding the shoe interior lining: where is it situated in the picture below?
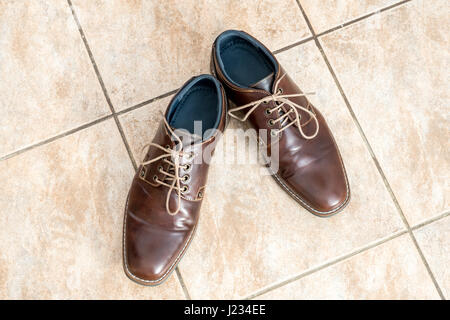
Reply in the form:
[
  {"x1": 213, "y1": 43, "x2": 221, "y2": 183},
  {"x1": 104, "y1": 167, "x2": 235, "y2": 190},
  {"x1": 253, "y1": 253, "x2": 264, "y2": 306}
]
[
  {"x1": 216, "y1": 31, "x2": 277, "y2": 88},
  {"x1": 166, "y1": 76, "x2": 222, "y2": 139}
]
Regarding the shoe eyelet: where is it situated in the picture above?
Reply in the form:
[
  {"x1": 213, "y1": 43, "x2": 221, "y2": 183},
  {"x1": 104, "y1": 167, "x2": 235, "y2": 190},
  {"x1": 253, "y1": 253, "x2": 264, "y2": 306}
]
[
  {"x1": 153, "y1": 175, "x2": 158, "y2": 181},
  {"x1": 157, "y1": 165, "x2": 163, "y2": 172},
  {"x1": 263, "y1": 100, "x2": 268, "y2": 104},
  {"x1": 181, "y1": 185, "x2": 189, "y2": 194},
  {"x1": 197, "y1": 191, "x2": 203, "y2": 199},
  {"x1": 270, "y1": 129, "x2": 278, "y2": 137},
  {"x1": 183, "y1": 163, "x2": 192, "y2": 172},
  {"x1": 182, "y1": 174, "x2": 190, "y2": 183},
  {"x1": 185, "y1": 152, "x2": 194, "y2": 160},
  {"x1": 277, "y1": 88, "x2": 283, "y2": 94},
  {"x1": 264, "y1": 108, "x2": 272, "y2": 116},
  {"x1": 139, "y1": 168, "x2": 146, "y2": 178},
  {"x1": 165, "y1": 144, "x2": 171, "y2": 149},
  {"x1": 267, "y1": 119, "x2": 275, "y2": 126}
]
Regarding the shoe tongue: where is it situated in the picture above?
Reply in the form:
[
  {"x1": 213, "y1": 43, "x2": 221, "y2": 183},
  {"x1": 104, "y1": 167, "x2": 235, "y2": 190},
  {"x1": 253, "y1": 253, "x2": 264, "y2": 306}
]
[{"x1": 250, "y1": 72, "x2": 274, "y2": 92}]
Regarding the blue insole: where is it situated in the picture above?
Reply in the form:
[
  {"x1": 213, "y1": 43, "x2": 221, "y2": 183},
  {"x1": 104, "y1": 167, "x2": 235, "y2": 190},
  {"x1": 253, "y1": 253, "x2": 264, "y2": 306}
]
[
  {"x1": 169, "y1": 82, "x2": 219, "y2": 136},
  {"x1": 220, "y1": 38, "x2": 274, "y2": 87}
]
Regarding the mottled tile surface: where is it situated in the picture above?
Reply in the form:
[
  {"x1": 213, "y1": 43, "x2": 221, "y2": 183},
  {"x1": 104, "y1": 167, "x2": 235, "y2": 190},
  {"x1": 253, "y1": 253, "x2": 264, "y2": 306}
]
[
  {"x1": 119, "y1": 42, "x2": 405, "y2": 299},
  {"x1": 300, "y1": 0, "x2": 399, "y2": 33},
  {"x1": 119, "y1": 95, "x2": 173, "y2": 162},
  {"x1": 0, "y1": 0, "x2": 110, "y2": 159},
  {"x1": 0, "y1": 120, "x2": 184, "y2": 299},
  {"x1": 258, "y1": 234, "x2": 440, "y2": 299},
  {"x1": 70, "y1": 0, "x2": 311, "y2": 110},
  {"x1": 1, "y1": 0, "x2": 447, "y2": 300},
  {"x1": 320, "y1": 0, "x2": 450, "y2": 225},
  {"x1": 414, "y1": 216, "x2": 450, "y2": 298}
]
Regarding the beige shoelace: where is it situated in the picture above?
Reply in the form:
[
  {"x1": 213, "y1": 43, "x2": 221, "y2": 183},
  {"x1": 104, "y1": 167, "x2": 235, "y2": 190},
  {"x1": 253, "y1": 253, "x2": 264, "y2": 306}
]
[
  {"x1": 140, "y1": 117, "x2": 193, "y2": 216},
  {"x1": 228, "y1": 73, "x2": 319, "y2": 140}
]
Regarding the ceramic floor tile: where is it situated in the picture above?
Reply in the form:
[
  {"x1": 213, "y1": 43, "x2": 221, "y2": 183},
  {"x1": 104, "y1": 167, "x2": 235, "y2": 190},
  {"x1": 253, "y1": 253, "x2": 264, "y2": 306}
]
[
  {"x1": 257, "y1": 234, "x2": 440, "y2": 299},
  {"x1": 300, "y1": 0, "x2": 400, "y2": 33},
  {"x1": 0, "y1": 120, "x2": 184, "y2": 299},
  {"x1": 0, "y1": 0, "x2": 110, "y2": 159},
  {"x1": 70, "y1": 0, "x2": 311, "y2": 111},
  {"x1": 320, "y1": 0, "x2": 450, "y2": 225},
  {"x1": 414, "y1": 216, "x2": 450, "y2": 298},
  {"x1": 118, "y1": 95, "x2": 173, "y2": 162},
  {"x1": 119, "y1": 41, "x2": 405, "y2": 299}
]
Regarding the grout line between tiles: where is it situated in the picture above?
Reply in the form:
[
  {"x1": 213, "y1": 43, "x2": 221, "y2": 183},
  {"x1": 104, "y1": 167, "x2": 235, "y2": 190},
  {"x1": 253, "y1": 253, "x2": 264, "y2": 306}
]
[
  {"x1": 314, "y1": 0, "x2": 412, "y2": 38},
  {"x1": 175, "y1": 267, "x2": 192, "y2": 300},
  {"x1": 402, "y1": 224, "x2": 446, "y2": 299},
  {"x1": 67, "y1": 0, "x2": 137, "y2": 170},
  {"x1": 66, "y1": 0, "x2": 192, "y2": 299},
  {"x1": 0, "y1": 0, "x2": 441, "y2": 300},
  {"x1": 116, "y1": 89, "x2": 179, "y2": 116},
  {"x1": 0, "y1": 88, "x2": 179, "y2": 163},
  {"x1": 246, "y1": 230, "x2": 408, "y2": 299},
  {"x1": 295, "y1": 0, "x2": 446, "y2": 300},
  {"x1": 247, "y1": 207, "x2": 450, "y2": 299},
  {"x1": 114, "y1": 119, "x2": 138, "y2": 170},
  {"x1": 0, "y1": 0, "x2": 415, "y2": 165},
  {"x1": 0, "y1": 114, "x2": 114, "y2": 162},
  {"x1": 273, "y1": 36, "x2": 314, "y2": 54},
  {"x1": 411, "y1": 210, "x2": 450, "y2": 231},
  {"x1": 77, "y1": 0, "x2": 412, "y2": 116}
]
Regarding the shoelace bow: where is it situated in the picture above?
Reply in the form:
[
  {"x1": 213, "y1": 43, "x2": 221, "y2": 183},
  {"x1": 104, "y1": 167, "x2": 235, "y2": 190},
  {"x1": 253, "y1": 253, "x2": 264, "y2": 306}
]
[
  {"x1": 228, "y1": 73, "x2": 319, "y2": 140},
  {"x1": 140, "y1": 117, "x2": 193, "y2": 216}
]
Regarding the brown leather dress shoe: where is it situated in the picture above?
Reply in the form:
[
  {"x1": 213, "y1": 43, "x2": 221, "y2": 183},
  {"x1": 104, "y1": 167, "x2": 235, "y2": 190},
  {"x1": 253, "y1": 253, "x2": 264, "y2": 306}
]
[
  {"x1": 123, "y1": 75, "x2": 227, "y2": 285},
  {"x1": 211, "y1": 30, "x2": 350, "y2": 217}
]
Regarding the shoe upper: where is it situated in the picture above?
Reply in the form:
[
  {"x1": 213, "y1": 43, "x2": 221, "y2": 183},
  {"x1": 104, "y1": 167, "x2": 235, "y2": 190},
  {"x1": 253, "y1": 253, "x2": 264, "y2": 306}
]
[
  {"x1": 212, "y1": 30, "x2": 350, "y2": 216},
  {"x1": 123, "y1": 75, "x2": 227, "y2": 284}
]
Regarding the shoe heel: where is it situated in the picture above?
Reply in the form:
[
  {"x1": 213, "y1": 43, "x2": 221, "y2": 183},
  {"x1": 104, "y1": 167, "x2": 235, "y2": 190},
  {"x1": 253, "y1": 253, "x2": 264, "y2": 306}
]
[
  {"x1": 210, "y1": 47, "x2": 217, "y2": 77},
  {"x1": 211, "y1": 45, "x2": 232, "y2": 128}
]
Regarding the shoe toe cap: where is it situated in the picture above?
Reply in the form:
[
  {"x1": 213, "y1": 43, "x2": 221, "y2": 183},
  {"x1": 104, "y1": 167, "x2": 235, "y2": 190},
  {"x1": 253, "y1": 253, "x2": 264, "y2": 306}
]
[
  {"x1": 284, "y1": 160, "x2": 350, "y2": 216},
  {"x1": 123, "y1": 212, "x2": 188, "y2": 285}
]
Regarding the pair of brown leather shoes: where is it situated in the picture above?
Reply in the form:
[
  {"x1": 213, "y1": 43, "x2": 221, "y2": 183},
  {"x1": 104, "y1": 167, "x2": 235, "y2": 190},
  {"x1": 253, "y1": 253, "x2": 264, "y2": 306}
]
[{"x1": 123, "y1": 30, "x2": 350, "y2": 285}]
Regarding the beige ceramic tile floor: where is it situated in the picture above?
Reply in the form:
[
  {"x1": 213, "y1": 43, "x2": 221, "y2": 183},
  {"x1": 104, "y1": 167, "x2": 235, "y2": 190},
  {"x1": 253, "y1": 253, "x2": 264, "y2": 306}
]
[{"x1": 0, "y1": 0, "x2": 448, "y2": 299}]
